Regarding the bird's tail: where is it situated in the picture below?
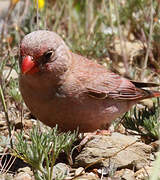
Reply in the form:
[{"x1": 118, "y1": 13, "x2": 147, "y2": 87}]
[
  {"x1": 140, "y1": 89, "x2": 160, "y2": 101},
  {"x1": 132, "y1": 81, "x2": 160, "y2": 101},
  {"x1": 148, "y1": 90, "x2": 160, "y2": 98}
]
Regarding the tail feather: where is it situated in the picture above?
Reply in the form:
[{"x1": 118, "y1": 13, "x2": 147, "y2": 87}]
[
  {"x1": 131, "y1": 81, "x2": 160, "y2": 88},
  {"x1": 148, "y1": 90, "x2": 160, "y2": 98},
  {"x1": 133, "y1": 81, "x2": 160, "y2": 101},
  {"x1": 141, "y1": 89, "x2": 160, "y2": 100}
]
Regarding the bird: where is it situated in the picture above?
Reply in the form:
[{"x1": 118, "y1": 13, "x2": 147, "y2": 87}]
[{"x1": 19, "y1": 30, "x2": 160, "y2": 132}]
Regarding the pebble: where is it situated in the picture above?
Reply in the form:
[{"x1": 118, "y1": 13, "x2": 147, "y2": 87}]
[
  {"x1": 74, "y1": 167, "x2": 85, "y2": 176},
  {"x1": 14, "y1": 172, "x2": 32, "y2": 180}
]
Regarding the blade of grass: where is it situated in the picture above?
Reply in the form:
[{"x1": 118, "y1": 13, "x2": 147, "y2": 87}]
[
  {"x1": 141, "y1": 0, "x2": 154, "y2": 80},
  {"x1": 0, "y1": 82, "x2": 13, "y2": 149}
]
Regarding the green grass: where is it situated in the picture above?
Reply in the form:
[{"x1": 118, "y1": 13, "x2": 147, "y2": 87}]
[{"x1": 13, "y1": 125, "x2": 77, "y2": 180}]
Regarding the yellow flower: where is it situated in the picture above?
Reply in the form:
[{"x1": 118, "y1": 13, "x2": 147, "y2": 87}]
[
  {"x1": 11, "y1": 0, "x2": 20, "y2": 4},
  {"x1": 34, "y1": 0, "x2": 45, "y2": 9},
  {"x1": 10, "y1": 0, "x2": 20, "y2": 8}
]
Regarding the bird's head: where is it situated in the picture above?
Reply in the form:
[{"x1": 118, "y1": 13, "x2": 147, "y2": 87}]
[{"x1": 20, "y1": 30, "x2": 71, "y2": 75}]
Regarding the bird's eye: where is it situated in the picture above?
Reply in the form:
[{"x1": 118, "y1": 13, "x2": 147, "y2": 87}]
[
  {"x1": 44, "y1": 50, "x2": 53, "y2": 60},
  {"x1": 39, "y1": 50, "x2": 54, "y2": 65}
]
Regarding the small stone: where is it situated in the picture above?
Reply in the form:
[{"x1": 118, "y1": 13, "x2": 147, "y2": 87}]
[
  {"x1": 73, "y1": 172, "x2": 99, "y2": 180},
  {"x1": 3, "y1": 67, "x2": 18, "y2": 81},
  {"x1": 114, "y1": 123, "x2": 125, "y2": 134},
  {"x1": 75, "y1": 167, "x2": 85, "y2": 176},
  {"x1": 135, "y1": 164, "x2": 160, "y2": 179},
  {"x1": 114, "y1": 169, "x2": 135, "y2": 180},
  {"x1": 52, "y1": 163, "x2": 70, "y2": 179},
  {"x1": 18, "y1": 167, "x2": 32, "y2": 176},
  {"x1": 0, "y1": 174, "x2": 13, "y2": 180},
  {"x1": 141, "y1": 99, "x2": 154, "y2": 108},
  {"x1": 150, "y1": 140, "x2": 160, "y2": 152},
  {"x1": 134, "y1": 166, "x2": 152, "y2": 179},
  {"x1": 24, "y1": 120, "x2": 33, "y2": 129},
  {"x1": 0, "y1": 120, "x2": 6, "y2": 128},
  {"x1": 14, "y1": 172, "x2": 32, "y2": 180}
]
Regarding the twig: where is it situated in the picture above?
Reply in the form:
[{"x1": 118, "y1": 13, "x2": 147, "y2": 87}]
[
  {"x1": 0, "y1": 0, "x2": 19, "y2": 55},
  {"x1": 18, "y1": 0, "x2": 29, "y2": 25},
  {"x1": 109, "y1": 0, "x2": 114, "y2": 35},
  {"x1": 0, "y1": 82, "x2": 13, "y2": 149},
  {"x1": 85, "y1": 0, "x2": 94, "y2": 35},
  {"x1": 143, "y1": 165, "x2": 150, "y2": 179},
  {"x1": 1, "y1": 153, "x2": 16, "y2": 174},
  {"x1": 141, "y1": 0, "x2": 154, "y2": 80},
  {"x1": 68, "y1": 0, "x2": 73, "y2": 38},
  {"x1": 53, "y1": 1, "x2": 65, "y2": 31},
  {"x1": 36, "y1": 0, "x2": 39, "y2": 30},
  {"x1": 113, "y1": 0, "x2": 129, "y2": 76}
]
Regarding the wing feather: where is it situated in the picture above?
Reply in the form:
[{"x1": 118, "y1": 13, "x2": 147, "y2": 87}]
[
  {"x1": 71, "y1": 53, "x2": 157, "y2": 101},
  {"x1": 85, "y1": 72, "x2": 152, "y2": 101}
]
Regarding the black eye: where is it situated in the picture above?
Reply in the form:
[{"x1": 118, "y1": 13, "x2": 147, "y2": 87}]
[
  {"x1": 44, "y1": 50, "x2": 53, "y2": 60},
  {"x1": 39, "y1": 50, "x2": 54, "y2": 66}
]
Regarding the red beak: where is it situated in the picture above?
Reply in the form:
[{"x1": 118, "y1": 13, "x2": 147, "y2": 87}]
[{"x1": 21, "y1": 56, "x2": 39, "y2": 74}]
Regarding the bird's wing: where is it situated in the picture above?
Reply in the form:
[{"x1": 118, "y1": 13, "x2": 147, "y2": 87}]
[
  {"x1": 85, "y1": 72, "x2": 151, "y2": 101},
  {"x1": 71, "y1": 53, "x2": 155, "y2": 101}
]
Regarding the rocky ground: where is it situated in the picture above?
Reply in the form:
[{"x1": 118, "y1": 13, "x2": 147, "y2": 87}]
[{"x1": 0, "y1": 111, "x2": 160, "y2": 180}]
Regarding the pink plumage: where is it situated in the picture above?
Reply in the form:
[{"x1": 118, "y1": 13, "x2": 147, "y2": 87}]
[{"x1": 19, "y1": 30, "x2": 160, "y2": 132}]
